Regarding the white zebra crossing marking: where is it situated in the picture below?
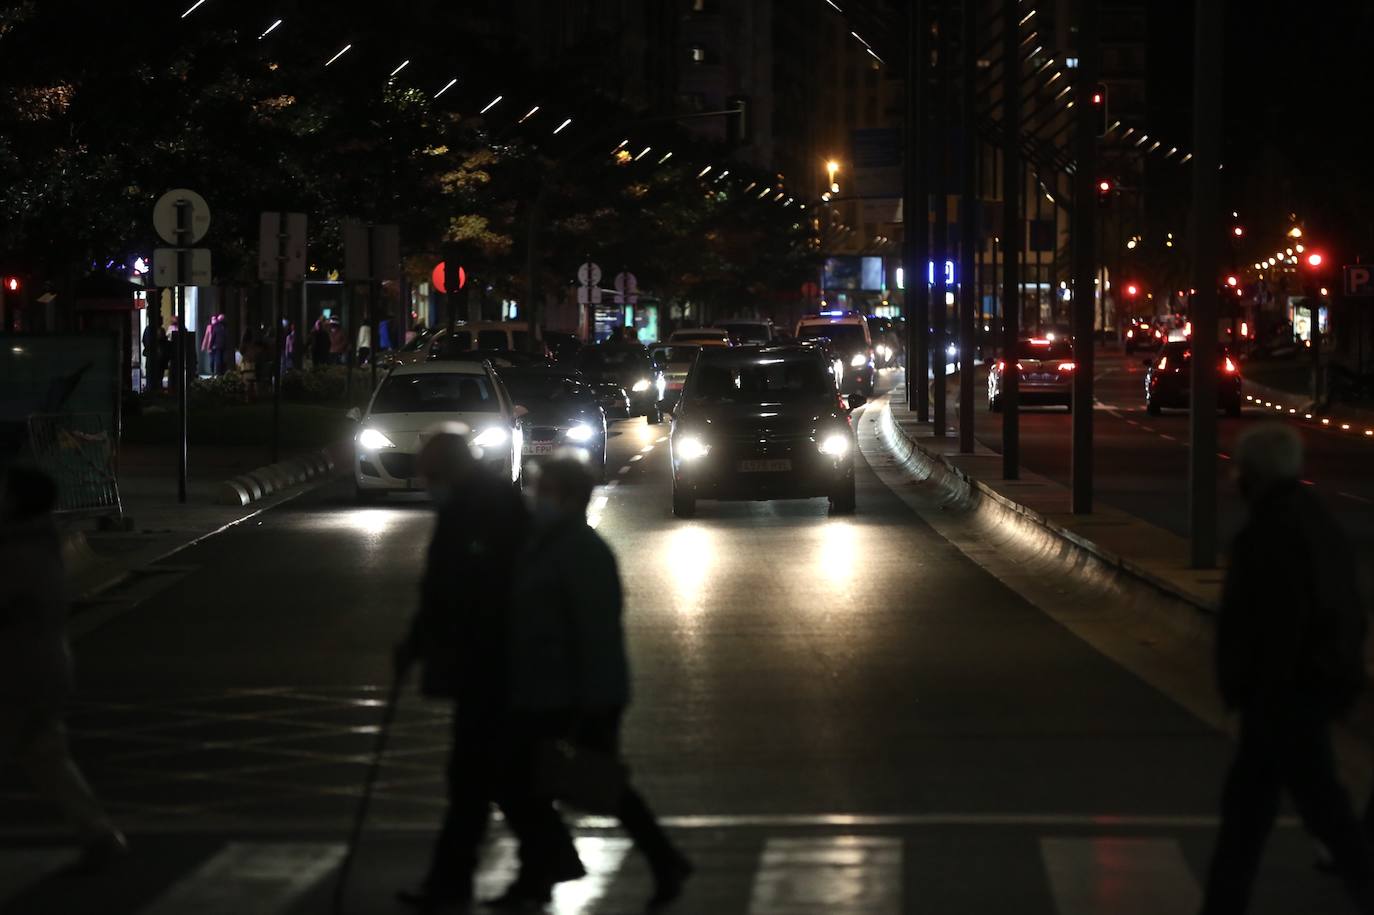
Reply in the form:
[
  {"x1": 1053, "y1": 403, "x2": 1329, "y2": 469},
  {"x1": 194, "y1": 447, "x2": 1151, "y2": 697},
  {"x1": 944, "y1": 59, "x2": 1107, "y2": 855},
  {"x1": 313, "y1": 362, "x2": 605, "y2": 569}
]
[
  {"x1": 748, "y1": 836, "x2": 901, "y2": 914},
  {"x1": 139, "y1": 842, "x2": 344, "y2": 915},
  {"x1": 1040, "y1": 837, "x2": 1201, "y2": 915},
  {"x1": 472, "y1": 837, "x2": 631, "y2": 913},
  {"x1": 0, "y1": 848, "x2": 72, "y2": 901}
]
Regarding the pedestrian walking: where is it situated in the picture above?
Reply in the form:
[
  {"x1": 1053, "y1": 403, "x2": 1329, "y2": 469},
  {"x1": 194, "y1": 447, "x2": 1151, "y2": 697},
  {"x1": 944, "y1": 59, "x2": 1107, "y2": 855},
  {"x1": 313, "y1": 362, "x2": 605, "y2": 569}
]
[
  {"x1": 329, "y1": 318, "x2": 347, "y2": 365},
  {"x1": 311, "y1": 316, "x2": 331, "y2": 368},
  {"x1": 210, "y1": 314, "x2": 230, "y2": 376},
  {"x1": 1200, "y1": 423, "x2": 1374, "y2": 914},
  {"x1": 0, "y1": 467, "x2": 127, "y2": 872},
  {"x1": 394, "y1": 431, "x2": 581, "y2": 913},
  {"x1": 503, "y1": 455, "x2": 692, "y2": 910},
  {"x1": 141, "y1": 311, "x2": 164, "y2": 393},
  {"x1": 238, "y1": 328, "x2": 260, "y2": 398}
]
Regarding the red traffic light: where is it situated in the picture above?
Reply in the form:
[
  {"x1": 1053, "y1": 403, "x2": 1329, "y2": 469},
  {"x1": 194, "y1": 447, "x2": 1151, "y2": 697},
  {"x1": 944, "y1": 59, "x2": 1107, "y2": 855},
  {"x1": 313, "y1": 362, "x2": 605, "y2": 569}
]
[
  {"x1": 1231, "y1": 226, "x2": 1244, "y2": 237},
  {"x1": 1306, "y1": 252, "x2": 1324, "y2": 268},
  {"x1": 1226, "y1": 275, "x2": 1238, "y2": 287},
  {"x1": 1125, "y1": 283, "x2": 1139, "y2": 297},
  {"x1": 1097, "y1": 179, "x2": 1112, "y2": 193},
  {"x1": 3, "y1": 277, "x2": 17, "y2": 293}
]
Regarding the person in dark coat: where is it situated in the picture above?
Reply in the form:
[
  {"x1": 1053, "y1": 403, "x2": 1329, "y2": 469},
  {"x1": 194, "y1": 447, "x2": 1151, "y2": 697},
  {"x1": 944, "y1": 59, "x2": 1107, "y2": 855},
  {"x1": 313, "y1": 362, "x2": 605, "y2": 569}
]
[
  {"x1": 1200, "y1": 423, "x2": 1374, "y2": 914},
  {"x1": 141, "y1": 311, "x2": 164, "y2": 393},
  {"x1": 502, "y1": 455, "x2": 691, "y2": 910},
  {"x1": 0, "y1": 467, "x2": 127, "y2": 872},
  {"x1": 395, "y1": 431, "x2": 580, "y2": 912},
  {"x1": 310, "y1": 317, "x2": 331, "y2": 367}
]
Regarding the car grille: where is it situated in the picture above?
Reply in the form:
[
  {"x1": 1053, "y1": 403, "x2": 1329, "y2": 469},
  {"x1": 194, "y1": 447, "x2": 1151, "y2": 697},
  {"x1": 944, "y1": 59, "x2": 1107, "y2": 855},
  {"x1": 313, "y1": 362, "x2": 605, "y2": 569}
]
[
  {"x1": 529, "y1": 426, "x2": 558, "y2": 441},
  {"x1": 379, "y1": 453, "x2": 417, "y2": 479}
]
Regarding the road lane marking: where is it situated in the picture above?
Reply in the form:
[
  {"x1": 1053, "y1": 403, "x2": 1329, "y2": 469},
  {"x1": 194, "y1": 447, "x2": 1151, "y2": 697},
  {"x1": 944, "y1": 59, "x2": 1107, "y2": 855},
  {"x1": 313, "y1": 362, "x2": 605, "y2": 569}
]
[
  {"x1": 1340, "y1": 491, "x2": 1373, "y2": 505},
  {"x1": 553, "y1": 837, "x2": 633, "y2": 915},
  {"x1": 139, "y1": 842, "x2": 343, "y2": 915},
  {"x1": 1040, "y1": 837, "x2": 1201, "y2": 915},
  {"x1": 641, "y1": 445, "x2": 655, "y2": 453},
  {"x1": 630, "y1": 454, "x2": 643, "y2": 462},
  {"x1": 1158, "y1": 433, "x2": 1176, "y2": 442},
  {"x1": 618, "y1": 466, "x2": 631, "y2": 475},
  {"x1": 604, "y1": 480, "x2": 618, "y2": 489},
  {"x1": 748, "y1": 836, "x2": 901, "y2": 914},
  {"x1": 656, "y1": 436, "x2": 668, "y2": 443}
]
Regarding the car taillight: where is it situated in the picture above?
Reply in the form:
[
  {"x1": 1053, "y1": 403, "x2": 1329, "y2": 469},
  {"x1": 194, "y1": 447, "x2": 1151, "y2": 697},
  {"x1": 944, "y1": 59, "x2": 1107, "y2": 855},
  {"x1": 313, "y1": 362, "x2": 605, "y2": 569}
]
[
  {"x1": 1157, "y1": 356, "x2": 1167, "y2": 370},
  {"x1": 1057, "y1": 362, "x2": 1076, "y2": 372},
  {"x1": 1223, "y1": 356, "x2": 1237, "y2": 373},
  {"x1": 1126, "y1": 329, "x2": 1134, "y2": 339},
  {"x1": 995, "y1": 360, "x2": 1005, "y2": 371}
]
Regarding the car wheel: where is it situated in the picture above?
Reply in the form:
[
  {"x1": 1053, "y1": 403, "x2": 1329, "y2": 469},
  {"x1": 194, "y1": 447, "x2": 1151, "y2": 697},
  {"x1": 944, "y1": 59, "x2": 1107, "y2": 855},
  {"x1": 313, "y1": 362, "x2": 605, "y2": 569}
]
[
  {"x1": 1147, "y1": 400, "x2": 1162, "y2": 416},
  {"x1": 671, "y1": 481, "x2": 696, "y2": 518},
  {"x1": 830, "y1": 475, "x2": 857, "y2": 516}
]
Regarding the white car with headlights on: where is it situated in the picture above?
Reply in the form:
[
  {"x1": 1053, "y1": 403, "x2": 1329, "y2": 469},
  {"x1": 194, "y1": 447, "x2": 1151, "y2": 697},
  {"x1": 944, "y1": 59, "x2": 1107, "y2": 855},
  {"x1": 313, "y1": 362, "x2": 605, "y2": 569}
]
[
  {"x1": 669, "y1": 345, "x2": 863, "y2": 518},
  {"x1": 349, "y1": 361, "x2": 523, "y2": 501}
]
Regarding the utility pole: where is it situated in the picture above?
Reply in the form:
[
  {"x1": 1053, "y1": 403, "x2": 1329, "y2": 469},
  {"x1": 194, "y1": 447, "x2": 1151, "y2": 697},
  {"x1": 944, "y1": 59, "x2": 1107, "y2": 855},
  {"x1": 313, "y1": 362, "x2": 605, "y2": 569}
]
[
  {"x1": 272, "y1": 226, "x2": 287, "y2": 463},
  {"x1": 1001, "y1": 0, "x2": 1021, "y2": 479},
  {"x1": 1189, "y1": 0, "x2": 1223, "y2": 567},
  {"x1": 931, "y1": 0, "x2": 949, "y2": 437},
  {"x1": 1070, "y1": 0, "x2": 1099, "y2": 514},
  {"x1": 905, "y1": 0, "x2": 931, "y2": 421},
  {"x1": 958, "y1": 0, "x2": 977, "y2": 452}
]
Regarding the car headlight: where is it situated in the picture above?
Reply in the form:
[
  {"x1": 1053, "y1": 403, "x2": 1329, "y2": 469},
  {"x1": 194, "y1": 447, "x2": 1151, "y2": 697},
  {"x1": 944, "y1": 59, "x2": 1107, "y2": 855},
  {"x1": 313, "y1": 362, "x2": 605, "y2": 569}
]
[
  {"x1": 676, "y1": 435, "x2": 710, "y2": 461},
  {"x1": 357, "y1": 428, "x2": 395, "y2": 450},
  {"x1": 472, "y1": 426, "x2": 509, "y2": 449},
  {"x1": 818, "y1": 433, "x2": 850, "y2": 457},
  {"x1": 849, "y1": 353, "x2": 869, "y2": 368},
  {"x1": 565, "y1": 423, "x2": 595, "y2": 444},
  {"x1": 631, "y1": 378, "x2": 652, "y2": 393}
]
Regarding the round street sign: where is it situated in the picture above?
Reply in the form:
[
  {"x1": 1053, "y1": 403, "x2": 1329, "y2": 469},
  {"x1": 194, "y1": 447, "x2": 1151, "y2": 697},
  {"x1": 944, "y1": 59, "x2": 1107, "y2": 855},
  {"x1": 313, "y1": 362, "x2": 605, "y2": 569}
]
[
  {"x1": 431, "y1": 261, "x2": 467, "y2": 294},
  {"x1": 577, "y1": 262, "x2": 602, "y2": 287},
  {"x1": 152, "y1": 189, "x2": 211, "y2": 245}
]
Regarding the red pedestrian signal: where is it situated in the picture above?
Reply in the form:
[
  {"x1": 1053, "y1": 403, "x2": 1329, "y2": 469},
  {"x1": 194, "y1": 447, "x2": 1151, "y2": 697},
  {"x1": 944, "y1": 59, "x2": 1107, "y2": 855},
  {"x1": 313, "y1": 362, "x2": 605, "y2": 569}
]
[
  {"x1": 1091, "y1": 82, "x2": 1109, "y2": 136},
  {"x1": 1125, "y1": 283, "x2": 1139, "y2": 297},
  {"x1": 3, "y1": 277, "x2": 17, "y2": 293},
  {"x1": 1306, "y1": 252, "x2": 1324, "y2": 268},
  {"x1": 1226, "y1": 275, "x2": 1238, "y2": 287},
  {"x1": 1098, "y1": 179, "x2": 1112, "y2": 193}
]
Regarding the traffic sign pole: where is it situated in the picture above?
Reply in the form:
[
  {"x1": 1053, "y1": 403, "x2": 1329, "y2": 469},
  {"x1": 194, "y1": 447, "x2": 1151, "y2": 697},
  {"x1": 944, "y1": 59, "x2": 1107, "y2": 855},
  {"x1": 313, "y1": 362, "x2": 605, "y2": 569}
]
[{"x1": 175, "y1": 200, "x2": 191, "y2": 504}]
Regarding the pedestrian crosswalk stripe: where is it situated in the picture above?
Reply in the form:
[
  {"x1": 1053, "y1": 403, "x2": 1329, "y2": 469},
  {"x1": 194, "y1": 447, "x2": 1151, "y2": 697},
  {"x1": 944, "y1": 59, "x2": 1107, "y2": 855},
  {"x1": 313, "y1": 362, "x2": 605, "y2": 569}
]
[
  {"x1": 0, "y1": 848, "x2": 73, "y2": 900},
  {"x1": 1040, "y1": 837, "x2": 1201, "y2": 915},
  {"x1": 138, "y1": 842, "x2": 344, "y2": 915},
  {"x1": 748, "y1": 836, "x2": 901, "y2": 914},
  {"x1": 471, "y1": 836, "x2": 632, "y2": 913},
  {"x1": 553, "y1": 837, "x2": 633, "y2": 914}
]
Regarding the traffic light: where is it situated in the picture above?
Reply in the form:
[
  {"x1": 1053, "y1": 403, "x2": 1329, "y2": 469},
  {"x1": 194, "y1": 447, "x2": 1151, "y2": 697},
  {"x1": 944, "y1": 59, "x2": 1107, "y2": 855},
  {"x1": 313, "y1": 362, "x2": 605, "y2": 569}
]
[
  {"x1": 1125, "y1": 282, "x2": 1139, "y2": 298},
  {"x1": 2, "y1": 277, "x2": 17, "y2": 293},
  {"x1": 1305, "y1": 251, "x2": 1324, "y2": 268},
  {"x1": 1091, "y1": 82, "x2": 1108, "y2": 136},
  {"x1": 1226, "y1": 275, "x2": 1238, "y2": 287},
  {"x1": 1096, "y1": 177, "x2": 1115, "y2": 205}
]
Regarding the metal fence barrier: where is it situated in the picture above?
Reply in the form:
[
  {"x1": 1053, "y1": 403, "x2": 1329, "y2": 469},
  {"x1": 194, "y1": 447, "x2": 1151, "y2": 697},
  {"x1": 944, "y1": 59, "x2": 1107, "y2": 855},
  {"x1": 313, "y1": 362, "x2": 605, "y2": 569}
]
[{"x1": 26, "y1": 413, "x2": 123, "y2": 520}]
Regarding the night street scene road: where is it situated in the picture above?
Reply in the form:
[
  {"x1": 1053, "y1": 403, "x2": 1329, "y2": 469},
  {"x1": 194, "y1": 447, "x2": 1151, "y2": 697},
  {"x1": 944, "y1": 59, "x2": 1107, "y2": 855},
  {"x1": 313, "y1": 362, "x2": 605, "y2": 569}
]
[{"x1": 6, "y1": 2, "x2": 1374, "y2": 914}]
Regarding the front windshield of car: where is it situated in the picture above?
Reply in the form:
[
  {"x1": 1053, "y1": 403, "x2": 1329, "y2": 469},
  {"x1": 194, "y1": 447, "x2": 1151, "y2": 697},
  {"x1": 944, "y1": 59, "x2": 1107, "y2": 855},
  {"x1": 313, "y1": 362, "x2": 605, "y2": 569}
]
[
  {"x1": 1014, "y1": 339, "x2": 1074, "y2": 360},
  {"x1": 371, "y1": 372, "x2": 500, "y2": 413},
  {"x1": 502, "y1": 373, "x2": 588, "y2": 405},
  {"x1": 579, "y1": 347, "x2": 650, "y2": 373},
  {"x1": 653, "y1": 345, "x2": 700, "y2": 365},
  {"x1": 798, "y1": 323, "x2": 866, "y2": 348},
  {"x1": 687, "y1": 357, "x2": 832, "y2": 403},
  {"x1": 718, "y1": 323, "x2": 767, "y2": 342}
]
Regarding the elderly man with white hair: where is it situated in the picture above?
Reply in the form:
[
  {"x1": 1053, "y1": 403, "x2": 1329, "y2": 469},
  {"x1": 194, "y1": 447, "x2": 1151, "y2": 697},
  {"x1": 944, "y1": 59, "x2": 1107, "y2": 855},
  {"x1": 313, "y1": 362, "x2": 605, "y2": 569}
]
[{"x1": 1201, "y1": 423, "x2": 1373, "y2": 914}]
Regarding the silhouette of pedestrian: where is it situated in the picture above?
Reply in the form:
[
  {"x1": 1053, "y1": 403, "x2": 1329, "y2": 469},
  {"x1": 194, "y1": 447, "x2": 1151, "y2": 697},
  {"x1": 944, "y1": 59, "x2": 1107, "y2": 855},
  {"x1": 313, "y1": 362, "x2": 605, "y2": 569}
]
[
  {"x1": 395, "y1": 430, "x2": 580, "y2": 913},
  {"x1": 504, "y1": 455, "x2": 692, "y2": 910},
  {"x1": 1200, "y1": 423, "x2": 1373, "y2": 914},
  {"x1": 0, "y1": 467, "x2": 127, "y2": 872}
]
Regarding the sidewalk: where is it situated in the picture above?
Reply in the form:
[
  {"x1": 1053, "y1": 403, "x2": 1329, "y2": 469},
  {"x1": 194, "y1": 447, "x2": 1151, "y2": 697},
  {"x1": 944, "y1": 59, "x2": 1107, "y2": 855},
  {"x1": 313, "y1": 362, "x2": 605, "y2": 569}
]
[
  {"x1": 64, "y1": 440, "x2": 346, "y2": 602},
  {"x1": 885, "y1": 385, "x2": 1226, "y2": 611}
]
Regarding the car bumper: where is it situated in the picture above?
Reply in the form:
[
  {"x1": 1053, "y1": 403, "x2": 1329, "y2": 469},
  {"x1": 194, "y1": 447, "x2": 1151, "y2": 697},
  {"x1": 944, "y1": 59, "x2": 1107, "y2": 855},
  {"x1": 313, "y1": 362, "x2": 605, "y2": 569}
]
[
  {"x1": 673, "y1": 448, "x2": 852, "y2": 501},
  {"x1": 355, "y1": 447, "x2": 512, "y2": 490},
  {"x1": 1148, "y1": 378, "x2": 1243, "y2": 407}
]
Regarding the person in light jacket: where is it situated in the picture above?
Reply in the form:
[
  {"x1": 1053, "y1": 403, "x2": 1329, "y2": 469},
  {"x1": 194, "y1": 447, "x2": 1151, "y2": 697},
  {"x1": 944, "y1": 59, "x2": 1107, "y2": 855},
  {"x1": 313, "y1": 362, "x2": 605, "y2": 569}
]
[{"x1": 0, "y1": 467, "x2": 127, "y2": 871}]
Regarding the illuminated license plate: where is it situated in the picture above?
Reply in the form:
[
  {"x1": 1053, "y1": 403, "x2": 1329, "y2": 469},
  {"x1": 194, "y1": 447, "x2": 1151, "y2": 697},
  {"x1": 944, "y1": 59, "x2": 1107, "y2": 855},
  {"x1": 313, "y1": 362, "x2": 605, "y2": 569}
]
[
  {"x1": 523, "y1": 441, "x2": 555, "y2": 456},
  {"x1": 738, "y1": 459, "x2": 792, "y2": 473}
]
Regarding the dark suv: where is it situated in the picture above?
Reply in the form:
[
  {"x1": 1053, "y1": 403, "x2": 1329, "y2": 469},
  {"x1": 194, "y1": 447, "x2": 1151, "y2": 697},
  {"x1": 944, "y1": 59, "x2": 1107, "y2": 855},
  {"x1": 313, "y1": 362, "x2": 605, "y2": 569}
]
[{"x1": 669, "y1": 346, "x2": 863, "y2": 518}]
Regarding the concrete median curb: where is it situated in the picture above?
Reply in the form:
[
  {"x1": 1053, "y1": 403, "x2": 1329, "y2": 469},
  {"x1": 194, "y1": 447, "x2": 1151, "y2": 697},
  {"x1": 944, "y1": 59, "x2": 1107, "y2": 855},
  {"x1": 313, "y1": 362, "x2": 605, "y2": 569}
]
[
  {"x1": 874, "y1": 399, "x2": 1216, "y2": 615},
  {"x1": 214, "y1": 447, "x2": 344, "y2": 507}
]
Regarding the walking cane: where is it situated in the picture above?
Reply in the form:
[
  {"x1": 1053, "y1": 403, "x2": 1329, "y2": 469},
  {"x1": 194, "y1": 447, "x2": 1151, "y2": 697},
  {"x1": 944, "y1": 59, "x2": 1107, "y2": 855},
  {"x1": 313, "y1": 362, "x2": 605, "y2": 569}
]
[{"x1": 332, "y1": 669, "x2": 405, "y2": 915}]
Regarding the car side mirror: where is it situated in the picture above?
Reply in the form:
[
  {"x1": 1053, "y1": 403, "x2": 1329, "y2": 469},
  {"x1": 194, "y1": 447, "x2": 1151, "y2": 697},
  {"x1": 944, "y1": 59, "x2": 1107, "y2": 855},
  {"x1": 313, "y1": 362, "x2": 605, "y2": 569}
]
[
  {"x1": 513, "y1": 405, "x2": 529, "y2": 419},
  {"x1": 345, "y1": 407, "x2": 362, "y2": 423},
  {"x1": 846, "y1": 393, "x2": 867, "y2": 411}
]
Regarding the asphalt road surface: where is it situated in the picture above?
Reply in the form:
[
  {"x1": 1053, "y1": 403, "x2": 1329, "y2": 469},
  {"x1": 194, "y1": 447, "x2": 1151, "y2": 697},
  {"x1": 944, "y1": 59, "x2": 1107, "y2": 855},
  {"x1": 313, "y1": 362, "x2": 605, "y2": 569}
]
[
  {"x1": 970, "y1": 349, "x2": 1374, "y2": 568},
  {"x1": 0, "y1": 370, "x2": 1362, "y2": 913}
]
